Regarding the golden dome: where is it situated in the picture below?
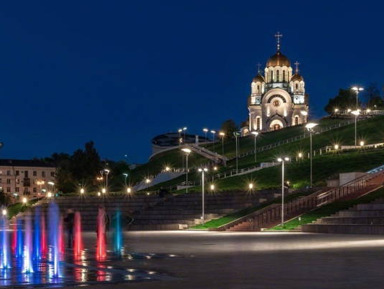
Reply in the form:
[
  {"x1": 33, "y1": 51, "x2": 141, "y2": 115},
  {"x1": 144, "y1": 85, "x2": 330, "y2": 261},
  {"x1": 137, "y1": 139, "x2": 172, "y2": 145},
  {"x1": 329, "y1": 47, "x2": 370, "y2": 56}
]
[
  {"x1": 252, "y1": 74, "x2": 265, "y2": 83},
  {"x1": 266, "y1": 51, "x2": 291, "y2": 67},
  {"x1": 291, "y1": 73, "x2": 303, "y2": 81}
]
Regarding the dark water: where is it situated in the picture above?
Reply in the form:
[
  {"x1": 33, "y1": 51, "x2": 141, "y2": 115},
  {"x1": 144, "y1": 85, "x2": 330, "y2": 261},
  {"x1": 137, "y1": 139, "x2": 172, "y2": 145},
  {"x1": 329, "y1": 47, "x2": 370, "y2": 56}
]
[{"x1": 0, "y1": 249, "x2": 177, "y2": 287}]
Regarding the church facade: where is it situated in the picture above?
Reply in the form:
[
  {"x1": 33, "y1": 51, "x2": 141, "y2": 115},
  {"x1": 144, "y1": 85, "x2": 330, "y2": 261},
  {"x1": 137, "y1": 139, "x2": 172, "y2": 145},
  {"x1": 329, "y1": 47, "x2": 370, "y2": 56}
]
[{"x1": 247, "y1": 34, "x2": 309, "y2": 133}]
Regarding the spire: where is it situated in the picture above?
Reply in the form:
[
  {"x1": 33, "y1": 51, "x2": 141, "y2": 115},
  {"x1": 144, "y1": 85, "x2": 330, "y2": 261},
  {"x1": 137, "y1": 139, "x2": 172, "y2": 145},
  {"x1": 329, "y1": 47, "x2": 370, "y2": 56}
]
[
  {"x1": 274, "y1": 32, "x2": 283, "y2": 51},
  {"x1": 294, "y1": 61, "x2": 300, "y2": 73},
  {"x1": 257, "y1": 63, "x2": 261, "y2": 74}
]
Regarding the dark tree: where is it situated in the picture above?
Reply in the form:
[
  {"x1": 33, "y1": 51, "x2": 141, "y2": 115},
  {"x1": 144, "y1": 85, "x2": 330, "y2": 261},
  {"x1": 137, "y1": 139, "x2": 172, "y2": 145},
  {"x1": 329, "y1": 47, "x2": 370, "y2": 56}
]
[
  {"x1": 324, "y1": 88, "x2": 357, "y2": 114},
  {"x1": 221, "y1": 119, "x2": 238, "y2": 138},
  {"x1": 364, "y1": 83, "x2": 384, "y2": 108}
]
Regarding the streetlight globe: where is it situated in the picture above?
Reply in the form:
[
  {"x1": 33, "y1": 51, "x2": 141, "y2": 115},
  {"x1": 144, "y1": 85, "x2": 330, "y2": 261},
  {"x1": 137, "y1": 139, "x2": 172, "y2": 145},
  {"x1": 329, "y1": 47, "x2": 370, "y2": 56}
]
[
  {"x1": 102, "y1": 188, "x2": 106, "y2": 194},
  {"x1": 127, "y1": 187, "x2": 132, "y2": 194},
  {"x1": 219, "y1": 132, "x2": 225, "y2": 137},
  {"x1": 298, "y1": 152, "x2": 303, "y2": 158},
  {"x1": 2, "y1": 209, "x2": 7, "y2": 216},
  {"x1": 97, "y1": 192, "x2": 101, "y2": 197},
  {"x1": 305, "y1": 122, "x2": 318, "y2": 130},
  {"x1": 22, "y1": 197, "x2": 27, "y2": 204},
  {"x1": 251, "y1": 131, "x2": 259, "y2": 136},
  {"x1": 300, "y1": 110, "x2": 308, "y2": 116},
  {"x1": 181, "y1": 148, "x2": 192, "y2": 154},
  {"x1": 277, "y1": 158, "x2": 282, "y2": 162},
  {"x1": 360, "y1": 141, "x2": 365, "y2": 146},
  {"x1": 47, "y1": 192, "x2": 53, "y2": 198},
  {"x1": 80, "y1": 188, "x2": 85, "y2": 194},
  {"x1": 203, "y1": 128, "x2": 208, "y2": 133},
  {"x1": 210, "y1": 184, "x2": 215, "y2": 191},
  {"x1": 248, "y1": 183, "x2": 254, "y2": 190},
  {"x1": 351, "y1": 110, "x2": 360, "y2": 116},
  {"x1": 334, "y1": 144, "x2": 339, "y2": 150}
]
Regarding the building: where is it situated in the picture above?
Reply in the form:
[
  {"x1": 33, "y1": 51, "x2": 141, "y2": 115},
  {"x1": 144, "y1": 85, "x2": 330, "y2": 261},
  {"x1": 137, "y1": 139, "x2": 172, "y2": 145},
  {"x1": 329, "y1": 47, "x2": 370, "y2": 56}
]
[
  {"x1": 0, "y1": 159, "x2": 56, "y2": 198},
  {"x1": 247, "y1": 33, "x2": 309, "y2": 133}
]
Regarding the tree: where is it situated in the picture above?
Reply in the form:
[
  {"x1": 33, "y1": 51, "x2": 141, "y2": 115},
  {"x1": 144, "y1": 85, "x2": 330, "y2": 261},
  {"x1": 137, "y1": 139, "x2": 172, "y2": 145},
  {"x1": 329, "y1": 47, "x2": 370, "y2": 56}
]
[
  {"x1": 364, "y1": 83, "x2": 384, "y2": 108},
  {"x1": 324, "y1": 88, "x2": 357, "y2": 114},
  {"x1": 221, "y1": 119, "x2": 238, "y2": 138}
]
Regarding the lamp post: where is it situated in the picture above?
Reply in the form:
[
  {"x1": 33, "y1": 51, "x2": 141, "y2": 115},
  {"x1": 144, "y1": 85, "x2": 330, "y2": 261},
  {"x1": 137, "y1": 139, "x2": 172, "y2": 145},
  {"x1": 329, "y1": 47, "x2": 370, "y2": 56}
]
[
  {"x1": 198, "y1": 167, "x2": 208, "y2": 224},
  {"x1": 305, "y1": 122, "x2": 318, "y2": 188},
  {"x1": 104, "y1": 169, "x2": 110, "y2": 193},
  {"x1": 251, "y1": 131, "x2": 259, "y2": 162},
  {"x1": 178, "y1": 128, "x2": 183, "y2": 145},
  {"x1": 234, "y1": 132, "x2": 240, "y2": 174},
  {"x1": 183, "y1": 127, "x2": 187, "y2": 143},
  {"x1": 181, "y1": 148, "x2": 192, "y2": 193},
  {"x1": 210, "y1": 130, "x2": 216, "y2": 150},
  {"x1": 203, "y1": 128, "x2": 209, "y2": 142},
  {"x1": 352, "y1": 86, "x2": 364, "y2": 147},
  {"x1": 219, "y1": 131, "x2": 225, "y2": 155},
  {"x1": 277, "y1": 157, "x2": 290, "y2": 226},
  {"x1": 123, "y1": 173, "x2": 129, "y2": 191},
  {"x1": 351, "y1": 110, "x2": 360, "y2": 148}
]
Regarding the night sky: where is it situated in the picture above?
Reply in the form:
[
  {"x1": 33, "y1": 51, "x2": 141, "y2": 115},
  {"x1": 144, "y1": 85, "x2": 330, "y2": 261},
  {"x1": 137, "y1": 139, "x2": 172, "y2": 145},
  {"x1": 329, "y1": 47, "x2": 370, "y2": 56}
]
[{"x1": 0, "y1": 1, "x2": 382, "y2": 163}]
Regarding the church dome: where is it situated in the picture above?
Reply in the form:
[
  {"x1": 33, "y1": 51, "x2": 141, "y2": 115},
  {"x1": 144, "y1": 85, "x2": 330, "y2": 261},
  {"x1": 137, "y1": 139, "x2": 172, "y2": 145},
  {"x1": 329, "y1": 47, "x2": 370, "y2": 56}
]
[
  {"x1": 252, "y1": 74, "x2": 265, "y2": 83},
  {"x1": 291, "y1": 73, "x2": 303, "y2": 81},
  {"x1": 266, "y1": 51, "x2": 291, "y2": 67}
]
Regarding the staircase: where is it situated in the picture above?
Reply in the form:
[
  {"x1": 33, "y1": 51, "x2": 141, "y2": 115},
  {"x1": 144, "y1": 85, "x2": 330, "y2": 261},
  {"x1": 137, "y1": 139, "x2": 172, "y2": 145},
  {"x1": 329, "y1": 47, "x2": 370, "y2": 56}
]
[
  {"x1": 130, "y1": 190, "x2": 278, "y2": 230},
  {"x1": 302, "y1": 199, "x2": 384, "y2": 234},
  {"x1": 221, "y1": 169, "x2": 384, "y2": 231},
  {"x1": 183, "y1": 144, "x2": 228, "y2": 165}
]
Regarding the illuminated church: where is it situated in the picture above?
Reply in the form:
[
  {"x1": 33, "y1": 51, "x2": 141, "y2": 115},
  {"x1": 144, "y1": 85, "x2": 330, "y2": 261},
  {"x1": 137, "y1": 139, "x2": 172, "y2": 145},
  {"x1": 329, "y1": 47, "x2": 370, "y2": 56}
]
[{"x1": 247, "y1": 33, "x2": 309, "y2": 132}]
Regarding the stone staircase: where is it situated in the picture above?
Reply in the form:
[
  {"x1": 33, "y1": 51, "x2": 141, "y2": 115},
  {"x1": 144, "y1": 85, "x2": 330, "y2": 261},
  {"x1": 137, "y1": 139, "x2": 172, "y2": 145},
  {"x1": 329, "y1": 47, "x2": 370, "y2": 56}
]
[
  {"x1": 130, "y1": 190, "x2": 278, "y2": 230},
  {"x1": 302, "y1": 200, "x2": 384, "y2": 234}
]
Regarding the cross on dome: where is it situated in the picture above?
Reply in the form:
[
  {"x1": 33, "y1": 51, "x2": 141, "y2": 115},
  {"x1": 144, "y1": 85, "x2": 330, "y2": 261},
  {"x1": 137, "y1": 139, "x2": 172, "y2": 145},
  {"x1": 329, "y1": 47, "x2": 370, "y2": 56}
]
[
  {"x1": 257, "y1": 63, "x2": 261, "y2": 73},
  {"x1": 294, "y1": 61, "x2": 300, "y2": 73},
  {"x1": 274, "y1": 32, "x2": 283, "y2": 51}
]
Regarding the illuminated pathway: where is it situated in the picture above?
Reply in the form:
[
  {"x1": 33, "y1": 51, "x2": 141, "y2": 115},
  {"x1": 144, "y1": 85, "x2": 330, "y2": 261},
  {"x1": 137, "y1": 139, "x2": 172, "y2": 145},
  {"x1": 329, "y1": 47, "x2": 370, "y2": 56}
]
[{"x1": 65, "y1": 231, "x2": 384, "y2": 289}]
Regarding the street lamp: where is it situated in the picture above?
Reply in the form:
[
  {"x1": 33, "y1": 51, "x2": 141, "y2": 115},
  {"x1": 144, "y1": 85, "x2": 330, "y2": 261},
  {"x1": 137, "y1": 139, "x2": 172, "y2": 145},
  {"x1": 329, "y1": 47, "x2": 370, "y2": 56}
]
[
  {"x1": 351, "y1": 110, "x2": 360, "y2": 147},
  {"x1": 352, "y1": 86, "x2": 364, "y2": 109},
  {"x1": 219, "y1": 131, "x2": 225, "y2": 155},
  {"x1": 104, "y1": 169, "x2": 110, "y2": 193},
  {"x1": 277, "y1": 157, "x2": 290, "y2": 226},
  {"x1": 203, "y1": 128, "x2": 209, "y2": 142},
  {"x1": 233, "y1": 131, "x2": 241, "y2": 174},
  {"x1": 305, "y1": 122, "x2": 318, "y2": 188},
  {"x1": 198, "y1": 167, "x2": 208, "y2": 224},
  {"x1": 181, "y1": 148, "x2": 192, "y2": 193},
  {"x1": 183, "y1": 127, "x2": 187, "y2": 143},
  {"x1": 123, "y1": 173, "x2": 129, "y2": 187},
  {"x1": 210, "y1": 130, "x2": 216, "y2": 149},
  {"x1": 80, "y1": 188, "x2": 85, "y2": 195},
  {"x1": 251, "y1": 131, "x2": 259, "y2": 162}
]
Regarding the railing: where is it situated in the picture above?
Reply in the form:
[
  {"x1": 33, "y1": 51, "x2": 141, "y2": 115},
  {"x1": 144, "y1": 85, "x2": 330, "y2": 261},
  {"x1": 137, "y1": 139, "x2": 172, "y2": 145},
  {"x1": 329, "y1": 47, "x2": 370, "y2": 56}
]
[{"x1": 216, "y1": 169, "x2": 384, "y2": 231}]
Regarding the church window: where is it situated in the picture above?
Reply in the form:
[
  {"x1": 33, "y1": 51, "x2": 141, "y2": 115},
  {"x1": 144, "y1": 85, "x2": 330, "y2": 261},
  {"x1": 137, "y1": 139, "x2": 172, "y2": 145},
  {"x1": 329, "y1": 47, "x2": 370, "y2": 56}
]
[
  {"x1": 273, "y1": 100, "x2": 280, "y2": 107},
  {"x1": 296, "y1": 83, "x2": 298, "y2": 90},
  {"x1": 276, "y1": 70, "x2": 279, "y2": 82},
  {"x1": 283, "y1": 70, "x2": 286, "y2": 81},
  {"x1": 257, "y1": 85, "x2": 260, "y2": 91},
  {"x1": 270, "y1": 71, "x2": 273, "y2": 82},
  {"x1": 256, "y1": 117, "x2": 261, "y2": 130},
  {"x1": 295, "y1": 116, "x2": 299, "y2": 125}
]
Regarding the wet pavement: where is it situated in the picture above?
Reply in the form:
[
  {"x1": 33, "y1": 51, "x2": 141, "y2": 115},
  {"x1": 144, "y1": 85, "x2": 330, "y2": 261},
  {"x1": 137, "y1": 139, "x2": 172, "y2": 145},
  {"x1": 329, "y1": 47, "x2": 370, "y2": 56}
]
[{"x1": 4, "y1": 231, "x2": 384, "y2": 288}]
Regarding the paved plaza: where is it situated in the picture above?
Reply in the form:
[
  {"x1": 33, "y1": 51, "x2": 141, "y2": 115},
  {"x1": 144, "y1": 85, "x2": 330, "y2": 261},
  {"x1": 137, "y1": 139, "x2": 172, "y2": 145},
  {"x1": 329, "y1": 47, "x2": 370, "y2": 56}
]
[{"x1": 65, "y1": 231, "x2": 384, "y2": 289}]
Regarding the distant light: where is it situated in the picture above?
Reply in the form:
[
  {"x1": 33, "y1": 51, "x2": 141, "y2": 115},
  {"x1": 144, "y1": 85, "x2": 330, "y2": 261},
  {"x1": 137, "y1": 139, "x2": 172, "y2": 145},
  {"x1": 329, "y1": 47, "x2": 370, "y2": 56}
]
[
  {"x1": 298, "y1": 152, "x2": 303, "y2": 158},
  {"x1": 277, "y1": 157, "x2": 289, "y2": 162},
  {"x1": 145, "y1": 178, "x2": 151, "y2": 184},
  {"x1": 2, "y1": 209, "x2": 7, "y2": 216},
  {"x1": 248, "y1": 183, "x2": 254, "y2": 190},
  {"x1": 210, "y1": 130, "x2": 216, "y2": 134},
  {"x1": 352, "y1": 86, "x2": 364, "y2": 92},
  {"x1": 366, "y1": 109, "x2": 371, "y2": 113},
  {"x1": 181, "y1": 148, "x2": 192, "y2": 154},
  {"x1": 97, "y1": 192, "x2": 101, "y2": 197},
  {"x1": 47, "y1": 192, "x2": 53, "y2": 198},
  {"x1": 104, "y1": 169, "x2": 110, "y2": 174},
  {"x1": 213, "y1": 166, "x2": 218, "y2": 171},
  {"x1": 178, "y1": 128, "x2": 182, "y2": 133},
  {"x1": 360, "y1": 141, "x2": 365, "y2": 146},
  {"x1": 300, "y1": 111, "x2": 308, "y2": 116},
  {"x1": 198, "y1": 168, "x2": 208, "y2": 172},
  {"x1": 251, "y1": 131, "x2": 259, "y2": 136},
  {"x1": 22, "y1": 197, "x2": 27, "y2": 204},
  {"x1": 334, "y1": 108, "x2": 339, "y2": 113},
  {"x1": 47, "y1": 181, "x2": 55, "y2": 186},
  {"x1": 80, "y1": 188, "x2": 85, "y2": 195},
  {"x1": 351, "y1": 110, "x2": 360, "y2": 116},
  {"x1": 334, "y1": 144, "x2": 339, "y2": 150},
  {"x1": 165, "y1": 166, "x2": 171, "y2": 171},
  {"x1": 127, "y1": 187, "x2": 132, "y2": 194},
  {"x1": 183, "y1": 127, "x2": 187, "y2": 131},
  {"x1": 102, "y1": 188, "x2": 106, "y2": 194},
  {"x1": 203, "y1": 128, "x2": 209, "y2": 133},
  {"x1": 305, "y1": 122, "x2": 318, "y2": 130},
  {"x1": 347, "y1": 108, "x2": 352, "y2": 112},
  {"x1": 210, "y1": 184, "x2": 215, "y2": 191},
  {"x1": 219, "y1": 131, "x2": 225, "y2": 136}
]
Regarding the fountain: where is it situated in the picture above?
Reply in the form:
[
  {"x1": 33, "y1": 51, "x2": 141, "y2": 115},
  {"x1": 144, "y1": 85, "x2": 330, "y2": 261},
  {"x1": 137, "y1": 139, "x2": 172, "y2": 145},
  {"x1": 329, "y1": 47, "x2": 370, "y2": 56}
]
[
  {"x1": 73, "y1": 211, "x2": 83, "y2": 258},
  {"x1": 22, "y1": 213, "x2": 33, "y2": 273},
  {"x1": 48, "y1": 202, "x2": 61, "y2": 278},
  {"x1": 33, "y1": 207, "x2": 41, "y2": 260},
  {"x1": 113, "y1": 210, "x2": 123, "y2": 255},
  {"x1": 41, "y1": 213, "x2": 47, "y2": 257},
  {"x1": 96, "y1": 206, "x2": 107, "y2": 260},
  {"x1": 0, "y1": 213, "x2": 10, "y2": 269}
]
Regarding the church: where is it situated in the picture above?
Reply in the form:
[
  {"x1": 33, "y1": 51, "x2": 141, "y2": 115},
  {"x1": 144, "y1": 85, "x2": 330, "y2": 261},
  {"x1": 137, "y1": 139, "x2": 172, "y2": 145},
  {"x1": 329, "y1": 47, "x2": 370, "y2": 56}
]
[{"x1": 247, "y1": 33, "x2": 309, "y2": 133}]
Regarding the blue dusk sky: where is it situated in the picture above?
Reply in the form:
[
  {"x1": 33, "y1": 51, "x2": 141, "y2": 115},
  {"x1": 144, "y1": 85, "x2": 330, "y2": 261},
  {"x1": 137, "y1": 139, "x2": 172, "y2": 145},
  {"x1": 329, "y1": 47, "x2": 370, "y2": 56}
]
[{"x1": 0, "y1": 0, "x2": 382, "y2": 163}]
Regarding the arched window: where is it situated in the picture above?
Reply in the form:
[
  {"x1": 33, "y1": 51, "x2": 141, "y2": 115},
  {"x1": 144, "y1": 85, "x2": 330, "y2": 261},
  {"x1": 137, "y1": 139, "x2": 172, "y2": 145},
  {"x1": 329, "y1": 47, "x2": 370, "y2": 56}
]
[
  {"x1": 256, "y1": 117, "x2": 261, "y2": 130},
  {"x1": 270, "y1": 71, "x2": 273, "y2": 82},
  {"x1": 295, "y1": 115, "x2": 299, "y2": 125},
  {"x1": 276, "y1": 70, "x2": 280, "y2": 82},
  {"x1": 296, "y1": 83, "x2": 298, "y2": 90},
  {"x1": 283, "y1": 70, "x2": 286, "y2": 81}
]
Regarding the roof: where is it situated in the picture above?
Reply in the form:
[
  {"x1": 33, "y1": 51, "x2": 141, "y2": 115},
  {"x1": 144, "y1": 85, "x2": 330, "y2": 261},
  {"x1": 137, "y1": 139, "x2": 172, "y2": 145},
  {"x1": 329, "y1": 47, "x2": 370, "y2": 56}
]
[
  {"x1": 0, "y1": 159, "x2": 56, "y2": 168},
  {"x1": 266, "y1": 51, "x2": 291, "y2": 67}
]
